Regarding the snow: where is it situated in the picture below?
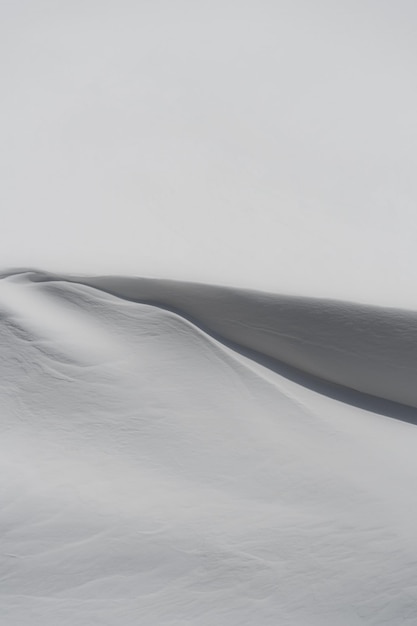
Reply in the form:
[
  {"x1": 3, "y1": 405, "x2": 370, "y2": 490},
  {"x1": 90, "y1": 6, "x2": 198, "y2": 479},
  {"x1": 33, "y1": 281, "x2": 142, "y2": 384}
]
[
  {"x1": 1, "y1": 271, "x2": 417, "y2": 625},
  {"x1": 2, "y1": 1, "x2": 417, "y2": 623}
]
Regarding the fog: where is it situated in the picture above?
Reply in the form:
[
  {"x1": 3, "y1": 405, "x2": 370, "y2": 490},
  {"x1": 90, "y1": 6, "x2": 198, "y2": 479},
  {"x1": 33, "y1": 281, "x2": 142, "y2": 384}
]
[{"x1": 1, "y1": 1, "x2": 416, "y2": 305}]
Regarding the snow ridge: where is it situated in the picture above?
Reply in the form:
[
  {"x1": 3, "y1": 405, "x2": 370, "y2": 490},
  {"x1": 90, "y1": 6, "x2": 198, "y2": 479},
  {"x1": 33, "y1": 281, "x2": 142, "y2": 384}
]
[{"x1": 8, "y1": 269, "x2": 417, "y2": 416}]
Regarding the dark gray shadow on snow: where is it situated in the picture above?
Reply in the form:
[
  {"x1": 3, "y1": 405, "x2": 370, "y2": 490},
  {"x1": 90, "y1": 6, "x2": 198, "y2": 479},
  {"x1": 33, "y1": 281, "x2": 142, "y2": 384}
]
[{"x1": 4, "y1": 269, "x2": 417, "y2": 426}]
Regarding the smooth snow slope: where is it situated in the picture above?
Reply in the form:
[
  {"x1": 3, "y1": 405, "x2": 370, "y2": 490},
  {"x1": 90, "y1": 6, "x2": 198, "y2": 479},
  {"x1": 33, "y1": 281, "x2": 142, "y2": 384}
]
[
  {"x1": 20, "y1": 269, "x2": 417, "y2": 412},
  {"x1": 1, "y1": 271, "x2": 417, "y2": 625}
]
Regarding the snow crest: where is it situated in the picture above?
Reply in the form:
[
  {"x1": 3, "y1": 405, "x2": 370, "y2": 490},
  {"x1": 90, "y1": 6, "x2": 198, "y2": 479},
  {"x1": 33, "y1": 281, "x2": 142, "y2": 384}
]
[{"x1": 1, "y1": 270, "x2": 417, "y2": 625}]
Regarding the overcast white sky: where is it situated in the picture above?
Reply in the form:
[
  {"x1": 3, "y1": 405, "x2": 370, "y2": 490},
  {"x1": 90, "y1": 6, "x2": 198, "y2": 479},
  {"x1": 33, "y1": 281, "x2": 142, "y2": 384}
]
[{"x1": 1, "y1": 0, "x2": 417, "y2": 305}]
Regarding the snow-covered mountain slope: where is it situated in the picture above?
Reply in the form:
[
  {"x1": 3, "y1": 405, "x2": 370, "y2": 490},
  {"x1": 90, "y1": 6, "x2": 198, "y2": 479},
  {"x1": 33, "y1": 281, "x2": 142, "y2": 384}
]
[{"x1": 1, "y1": 271, "x2": 417, "y2": 625}]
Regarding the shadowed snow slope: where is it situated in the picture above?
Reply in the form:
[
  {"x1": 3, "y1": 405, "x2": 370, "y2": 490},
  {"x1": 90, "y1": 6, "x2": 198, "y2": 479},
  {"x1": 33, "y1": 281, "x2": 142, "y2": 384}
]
[
  {"x1": 19, "y1": 269, "x2": 417, "y2": 412},
  {"x1": 1, "y1": 271, "x2": 417, "y2": 625}
]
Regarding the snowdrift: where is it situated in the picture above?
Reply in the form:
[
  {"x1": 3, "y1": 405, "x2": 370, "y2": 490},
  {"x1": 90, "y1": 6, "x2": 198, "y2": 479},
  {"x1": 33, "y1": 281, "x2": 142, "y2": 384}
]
[
  {"x1": 1, "y1": 270, "x2": 417, "y2": 625},
  {"x1": 18, "y1": 269, "x2": 417, "y2": 414}
]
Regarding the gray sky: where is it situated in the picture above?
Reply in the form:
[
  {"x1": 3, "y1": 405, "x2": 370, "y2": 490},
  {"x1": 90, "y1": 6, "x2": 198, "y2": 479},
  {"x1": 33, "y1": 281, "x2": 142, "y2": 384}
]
[{"x1": 1, "y1": 0, "x2": 417, "y2": 305}]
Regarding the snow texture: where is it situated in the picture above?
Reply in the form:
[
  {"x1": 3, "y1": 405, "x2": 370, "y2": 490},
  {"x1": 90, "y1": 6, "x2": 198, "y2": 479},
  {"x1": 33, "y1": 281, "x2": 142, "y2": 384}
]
[{"x1": 1, "y1": 270, "x2": 417, "y2": 625}]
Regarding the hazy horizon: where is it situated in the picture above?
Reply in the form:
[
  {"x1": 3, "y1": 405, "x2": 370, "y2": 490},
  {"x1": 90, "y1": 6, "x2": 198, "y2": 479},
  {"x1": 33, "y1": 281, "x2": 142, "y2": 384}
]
[{"x1": 2, "y1": 1, "x2": 417, "y2": 305}]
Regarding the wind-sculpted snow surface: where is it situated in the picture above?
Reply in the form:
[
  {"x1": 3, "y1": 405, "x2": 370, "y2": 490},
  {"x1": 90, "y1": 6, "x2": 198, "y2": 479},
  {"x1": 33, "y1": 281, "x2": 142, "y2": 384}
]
[
  {"x1": 23, "y1": 269, "x2": 417, "y2": 412},
  {"x1": 1, "y1": 270, "x2": 417, "y2": 625}
]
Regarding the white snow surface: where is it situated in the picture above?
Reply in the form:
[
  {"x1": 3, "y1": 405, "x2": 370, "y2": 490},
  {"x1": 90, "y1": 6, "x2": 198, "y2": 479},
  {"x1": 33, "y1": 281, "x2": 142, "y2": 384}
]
[{"x1": 1, "y1": 270, "x2": 417, "y2": 625}]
